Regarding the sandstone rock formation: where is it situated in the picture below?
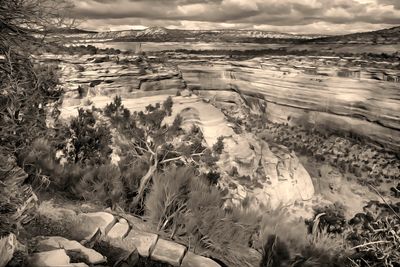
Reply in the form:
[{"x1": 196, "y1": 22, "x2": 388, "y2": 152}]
[
  {"x1": 47, "y1": 52, "x2": 400, "y2": 151},
  {"x1": 218, "y1": 133, "x2": 314, "y2": 209}
]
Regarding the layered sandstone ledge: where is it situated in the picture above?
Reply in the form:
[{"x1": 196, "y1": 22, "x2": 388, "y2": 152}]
[
  {"x1": 44, "y1": 52, "x2": 400, "y2": 152},
  {"x1": 179, "y1": 57, "x2": 400, "y2": 151}
]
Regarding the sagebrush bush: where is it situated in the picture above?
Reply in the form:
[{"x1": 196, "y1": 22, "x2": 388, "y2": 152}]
[
  {"x1": 145, "y1": 167, "x2": 192, "y2": 231},
  {"x1": 145, "y1": 166, "x2": 261, "y2": 267},
  {"x1": 72, "y1": 164, "x2": 124, "y2": 208}
]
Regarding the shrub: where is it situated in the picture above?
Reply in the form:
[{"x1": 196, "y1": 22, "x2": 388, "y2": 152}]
[
  {"x1": 205, "y1": 171, "x2": 220, "y2": 185},
  {"x1": 145, "y1": 166, "x2": 261, "y2": 267},
  {"x1": 260, "y1": 235, "x2": 290, "y2": 267},
  {"x1": 145, "y1": 167, "x2": 191, "y2": 231},
  {"x1": 259, "y1": 209, "x2": 351, "y2": 267},
  {"x1": 212, "y1": 136, "x2": 225, "y2": 154},
  {"x1": 72, "y1": 164, "x2": 124, "y2": 208},
  {"x1": 306, "y1": 202, "x2": 347, "y2": 234},
  {"x1": 64, "y1": 108, "x2": 112, "y2": 165},
  {"x1": 163, "y1": 96, "x2": 173, "y2": 116}
]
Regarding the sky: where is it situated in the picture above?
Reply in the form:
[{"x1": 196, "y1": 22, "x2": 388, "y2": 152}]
[{"x1": 69, "y1": 0, "x2": 400, "y2": 34}]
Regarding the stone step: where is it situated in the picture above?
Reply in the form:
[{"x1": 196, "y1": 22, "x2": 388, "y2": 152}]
[
  {"x1": 181, "y1": 252, "x2": 221, "y2": 267},
  {"x1": 37, "y1": 236, "x2": 106, "y2": 265},
  {"x1": 107, "y1": 218, "x2": 130, "y2": 239},
  {"x1": 76, "y1": 212, "x2": 117, "y2": 241},
  {"x1": 124, "y1": 228, "x2": 158, "y2": 257},
  {"x1": 150, "y1": 239, "x2": 187, "y2": 266}
]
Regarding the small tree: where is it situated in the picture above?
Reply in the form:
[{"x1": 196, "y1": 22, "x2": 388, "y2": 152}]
[
  {"x1": 213, "y1": 136, "x2": 225, "y2": 154},
  {"x1": 105, "y1": 97, "x2": 213, "y2": 208},
  {"x1": 163, "y1": 96, "x2": 173, "y2": 116}
]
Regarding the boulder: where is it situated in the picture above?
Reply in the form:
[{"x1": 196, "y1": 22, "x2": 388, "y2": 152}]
[
  {"x1": 37, "y1": 236, "x2": 106, "y2": 264},
  {"x1": 124, "y1": 229, "x2": 158, "y2": 257},
  {"x1": 27, "y1": 249, "x2": 70, "y2": 267},
  {"x1": 181, "y1": 252, "x2": 221, "y2": 267},
  {"x1": 107, "y1": 218, "x2": 130, "y2": 239},
  {"x1": 76, "y1": 212, "x2": 117, "y2": 240},
  {"x1": 150, "y1": 239, "x2": 187, "y2": 266},
  {"x1": 0, "y1": 234, "x2": 16, "y2": 267}
]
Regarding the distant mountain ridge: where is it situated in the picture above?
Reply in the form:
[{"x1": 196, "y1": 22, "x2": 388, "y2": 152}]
[
  {"x1": 308, "y1": 26, "x2": 400, "y2": 45},
  {"x1": 67, "y1": 25, "x2": 400, "y2": 45},
  {"x1": 70, "y1": 26, "x2": 324, "y2": 43}
]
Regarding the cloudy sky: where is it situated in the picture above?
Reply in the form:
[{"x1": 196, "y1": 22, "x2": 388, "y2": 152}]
[{"x1": 70, "y1": 0, "x2": 400, "y2": 34}]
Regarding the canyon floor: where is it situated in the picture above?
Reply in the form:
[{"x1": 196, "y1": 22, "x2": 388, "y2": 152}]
[{"x1": 43, "y1": 45, "x2": 399, "y2": 219}]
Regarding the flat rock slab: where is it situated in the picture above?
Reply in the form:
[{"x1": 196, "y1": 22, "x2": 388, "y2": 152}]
[
  {"x1": 181, "y1": 252, "x2": 221, "y2": 267},
  {"x1": 150, "y1": 239, "x2": 187, "y2": 266},
  {"x1": 28, "y1": 249, "x2": 70, "y2": 267},
  {"x1": 76, "y1": 212, "x2": 116, "y2": 240},
  {"x1": 107, "y1": 218, "x2": 130, "y2": 239},
  {"x1": 124, "y1": 229, "x2": 158, "y2": 257},
  {"x1": 37, "y1": 236, "x2": 106, "y2": 264}
]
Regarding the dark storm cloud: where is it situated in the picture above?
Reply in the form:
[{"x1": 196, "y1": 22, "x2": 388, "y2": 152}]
[{"x1": 70, "y1": 0, "x2": 400, "y2": 33}]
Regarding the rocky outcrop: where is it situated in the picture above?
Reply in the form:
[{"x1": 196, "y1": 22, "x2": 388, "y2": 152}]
[
  {"x1": 178, "y1": 57, "x2": 400, "y2": 151},
  {"x1": 219, "y1": 133, "x2": 314, "y2": 209}
]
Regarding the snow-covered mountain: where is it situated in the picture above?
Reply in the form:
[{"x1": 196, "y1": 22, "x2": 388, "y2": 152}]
[{"x1": 68, "y1": 26, "x2": 323, "y2": 43}]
